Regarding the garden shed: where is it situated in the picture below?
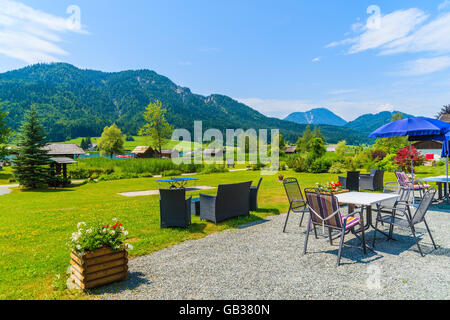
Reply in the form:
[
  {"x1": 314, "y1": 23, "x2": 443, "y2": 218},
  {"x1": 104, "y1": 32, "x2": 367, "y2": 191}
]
[{"x1": 131, "y1": 146, "x2": 160, "y2": 158}]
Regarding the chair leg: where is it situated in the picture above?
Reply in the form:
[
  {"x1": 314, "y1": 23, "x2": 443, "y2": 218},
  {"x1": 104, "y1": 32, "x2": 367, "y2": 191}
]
[
  {"x1": 372, "y1": 213, "x2": 380, "y2": 248},
  {"x1": 313, "y1": 224, "x2": 318, "y2": 239},
  {"x1": 328, "y1": 227, "x2": 333, "y2": 245},
  {"x1": 283, "y1": 206, "x2": 291, "y2": 233},
  {"x1": 423, "y1": 219, "x2": 437, "y2": 250},
  {"x1": 337, "y1": 227, "x2": 346, "y2": 267},
  {"x1": 299, "y1": 211, "x2": 305, "y2": 227},
  {"x1": 303, "y1": 216, "x2": 312, "y2": 254},
  {"x1": 410, "y1": 225, "x2": 424, "y2": 257}
]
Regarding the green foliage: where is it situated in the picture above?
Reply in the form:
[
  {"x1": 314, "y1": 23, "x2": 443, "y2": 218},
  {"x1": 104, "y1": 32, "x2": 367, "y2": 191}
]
[
  {"x1": 296, "y1": 125, "x2": 314, "y2": 153},
  {"x1": 201, "y1": 165, "x2": 229, "y2": 174},
  {"x1": 328, "y1": 162, "x2": 347, "y2": 174},
  {"x1": 0, "y1": 101, "x2": 11, "y2": 160},
  {"x1": 376, "y1": 154, "x2": 397, "y2": 172},
  {"x1": 98, "y1": 124, "x2": 125, "y2": 158},
  {"x1": 335, "y1": 140, "x2": 348, "y2": 158},
  {"x1": 13, "y1": 106, "x2": 52, "y2": 189},
  {"x1": 309, "y1": 158, "x2": 332, "y2": 173},
  {"x1": 139, "y1": 100, "x2": 172, "y2": 155},
  {"x1": 373, "y1": 113, "x2": 408, "y2": 154},
  {"x1": 162, "y1": 169, "x2": 182, "y2": 177},
  {"x1": 292, "y1": 156, "x2": 308, "y2": 173}
]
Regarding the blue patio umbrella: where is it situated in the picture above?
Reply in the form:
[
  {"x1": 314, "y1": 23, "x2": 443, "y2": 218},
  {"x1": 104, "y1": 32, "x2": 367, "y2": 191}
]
[{"x1": 370, "y1": 117, "x2": 450, "y2": 203}]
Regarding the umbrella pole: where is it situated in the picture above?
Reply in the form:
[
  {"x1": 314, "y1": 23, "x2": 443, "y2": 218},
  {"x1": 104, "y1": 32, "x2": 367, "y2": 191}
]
[
  {"x1": 410, "y1": 143, "x2": 415, "y2": 204},
  {"x1": 447, "y1": 140, "x2": 449, "y2": 204}
]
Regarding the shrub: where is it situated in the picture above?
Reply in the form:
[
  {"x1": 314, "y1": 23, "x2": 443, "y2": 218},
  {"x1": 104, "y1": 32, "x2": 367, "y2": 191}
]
[
  {"x1": 394, "y1": 146, "x2": 425, "y2": 172},
  {"x1": 328, "y1": 162, "x2": 347, "y2": 174},
  {"x1": 437, "y1": 160, "x2": 445, "y2": 167},
  {"x1": 68, "y1": 167, "x2": 90, "y2": 179},
  {"x1": 371, "y1": 149, "x2": 387, "y2": 161},
  {"x1": 292, "y1": 156, "x2": 308, "y2": 172},
  {"x1": 162, "y1": 170, "x2": 182, "y2": 177},
  {"x1": 201, "y1": 165, "x2": 229, "y2": 174},
  {"x1": 376, "y1": 154, "x2": 397, "y2": 172},
  {"x1": 309, "y1": 158, "x2": 332, "y2": 173}
]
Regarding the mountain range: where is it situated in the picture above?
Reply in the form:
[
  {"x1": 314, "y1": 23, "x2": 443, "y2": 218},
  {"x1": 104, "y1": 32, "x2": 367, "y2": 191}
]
[
  {"x1": 0, "y1": 63, "x2": 411, "y2": 145},
  {"x1": 285, "y1": 109, "x2": 414, "y2": 134}
]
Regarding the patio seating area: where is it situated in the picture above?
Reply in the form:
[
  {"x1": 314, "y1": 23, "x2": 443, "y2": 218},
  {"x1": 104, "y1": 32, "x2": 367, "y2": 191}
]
[{"x1": 97, "y1": 201, "x2": 449, "y2": 300}]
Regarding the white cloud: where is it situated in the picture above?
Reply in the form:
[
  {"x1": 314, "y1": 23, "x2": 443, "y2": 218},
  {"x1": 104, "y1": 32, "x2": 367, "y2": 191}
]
[
  {"x1": 376, "y1": 103, "x2": 395, "y2": 112},
  {"x1": 312, "y1": 57, "x2": 320, "y2": 62},
  {"x1": 439, "y1": 0, "x2": 450, "y2": 11},
  {"x1": 397, "y1": 56, "x2": 450, "y2": 75},
  {"x1": 343, "y1": 8, "x2": 429, "y2": 54},
  {"x1": 0, "y1": 0, "x2": 88, "y2": 64},
  {"x1": 328, "y1": 89, "x2": 356, "y2": 95}
]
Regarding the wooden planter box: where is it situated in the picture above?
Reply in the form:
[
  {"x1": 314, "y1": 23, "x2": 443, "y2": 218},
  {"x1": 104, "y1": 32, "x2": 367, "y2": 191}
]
[
  {"x1": 333, "y1": 189, "x2": 350, "y2": 195},
  {"x1": 69, "y1": 247, "x2": 128, "y2": 290}
]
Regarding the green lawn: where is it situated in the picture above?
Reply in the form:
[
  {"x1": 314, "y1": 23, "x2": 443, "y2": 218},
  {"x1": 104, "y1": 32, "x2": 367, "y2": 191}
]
[{"x1": 0, "y1": 166, "x2": 446, "y2": 299}]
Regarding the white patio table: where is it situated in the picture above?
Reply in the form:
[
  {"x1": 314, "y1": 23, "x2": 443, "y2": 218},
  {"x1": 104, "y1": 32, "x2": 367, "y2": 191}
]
[{"x1": 335, "y1": 192, "x2": 399, "y2": 254}]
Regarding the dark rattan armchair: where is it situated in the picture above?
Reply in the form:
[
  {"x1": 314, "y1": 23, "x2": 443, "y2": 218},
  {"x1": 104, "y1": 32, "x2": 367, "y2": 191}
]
[
  {"x1": 360, "y1": 169, "x2": 385, "y2": 191},
  {"x1": 160, "y1": 189, "x2": 192, "y2": 228},
  {"x1": 200, "y1": 181, "x2": 252, "y2": 224},
  {"x1": 250, "y1": 178, "x2": 263, "y2": 211},
  {"x1": 338, "y1": 171, "x2": 360, "y2": 191}
]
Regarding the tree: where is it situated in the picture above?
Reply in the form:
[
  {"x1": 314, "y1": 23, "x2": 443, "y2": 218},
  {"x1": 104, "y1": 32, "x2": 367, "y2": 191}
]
[
  {"x1": 80, "y1": 138, "x2": 88, "y2": 150},
  {"x1": 0, "y1": 101, "x2": 11, "y2": 160},
  {"x1": 373, "y1": 112, "x2": 408, "y2": 154},
  {"x1": 296, "y1": 125, "x2": 314, "y2": 153},
  {"x1": 138, "y1": 100, "x2": 172, "y2": 156},
  {"x1": 98, "y1": 124, "x2": 125, "y2": 158},
  {"x1": 279, "y1": 133, "x2": 286, "y2": 151},
  {"x1": 335, "y1": 140, "x2": 348, "y2": 158},
  {"x1": 436, "y1": 104, "x2": 450, "y2": 119},
  {"x1": 13, "y1": 106, "x2": 52, "y2": 189},
  {"x1": 394, "y1": 146, "x2": 425, "y2": 172}
]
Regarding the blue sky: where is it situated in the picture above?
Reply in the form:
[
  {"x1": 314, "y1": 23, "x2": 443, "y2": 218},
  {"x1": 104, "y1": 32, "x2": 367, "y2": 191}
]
[{"x1": 0, "y1": 0, "x2": 450, "y2": 121}]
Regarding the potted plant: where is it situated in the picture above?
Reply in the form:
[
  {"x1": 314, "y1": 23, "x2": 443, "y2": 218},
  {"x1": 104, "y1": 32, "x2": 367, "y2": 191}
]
[
  {"x1": 316, "y1": 181, "x2": 348, "y2": 194},
  {"x1": 67, "y1": 218, "x2": 133, "y2": 290},
  {"x1": 278, "y1": 174, "x2": 284, "y2": 181}
]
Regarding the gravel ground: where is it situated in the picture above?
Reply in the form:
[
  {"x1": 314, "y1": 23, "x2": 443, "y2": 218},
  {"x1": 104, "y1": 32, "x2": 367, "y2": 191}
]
[{"x1": 97, "y1": 208, "x2": 450, "y2": 300}]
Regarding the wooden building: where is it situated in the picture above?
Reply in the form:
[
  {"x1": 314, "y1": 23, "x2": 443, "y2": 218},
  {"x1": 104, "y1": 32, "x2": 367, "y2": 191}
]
[
  {"x1": 131, "y1": 146, "x2": 160, "y2": 158},
  {"x1": 43, "y1": 144, "x2": 86, "y2": 159},
  {"x1": 160, "y1": 149, "x2": 179, "y2": 159},
  {"x1": 284, "y1": 146, "x2": 297, "y2": 154}
]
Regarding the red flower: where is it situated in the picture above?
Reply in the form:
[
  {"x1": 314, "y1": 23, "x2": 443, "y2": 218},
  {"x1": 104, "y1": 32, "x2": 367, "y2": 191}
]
[{"x1": 112, "y1": 223, "x2": 123, "y2": 229}]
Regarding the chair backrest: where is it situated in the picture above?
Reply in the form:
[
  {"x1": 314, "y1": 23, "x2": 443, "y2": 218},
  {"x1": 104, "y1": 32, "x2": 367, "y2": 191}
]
[
  {"x1": 256, "y1": 177, "x2": 263, "y2": 191},
  {"x1": 216, "y1": 181, "x2": 252, "y2": 216},
  {"x1": 283, "y1": 178, "x2": 305, "y2": 209},
  {"x1": 373, "y1": 170, "x2": 385, "y2": 189},
  {"x1": 411, "y1": 188, "x2": 436, "y2": 224},
  {"x1": 304, "y1": 188, "x2": 343, "y2": 229},
  {"x1": 160, "y1": 189, "x2": 187, "y2": 212},
  {"x1": 346, "y1": 171, "x2": 360, "y2": 191},
  {"x1": 370, "y1": 169, "x2": 377, "y2": 176},
  {"x1": 395, "y1": 171, "x2": 411, "y2": 188},
  {"x1": 398, "y1": 187, "x2": 412, "y2": 203}
]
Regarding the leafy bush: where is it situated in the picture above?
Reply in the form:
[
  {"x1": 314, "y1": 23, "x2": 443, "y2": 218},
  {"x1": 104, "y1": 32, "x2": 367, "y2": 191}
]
[
  {"x1": 371, "y1": 149, "x2": 387, "y2": 161},
  {"x1": 68, "y1": 219, "x2": 133, "y2": 254},
  {"x1": 201, "y1": 165, "x2": 229, "y2": 174},
  {"x1": 328, "y1": 162, "x2": 347, "y2": 174},
  {"x1": 376, "y1": 154, "x2": 397, "y2": 172},
  {"x1": 394, "y1": 146, "x2": 425, "y2": 172},
  {"x1": 162, "y1": 170, "x2": 182, "y2": 177},
  {"x1": 309, "y1": 158, "x2": 332, "y2": 173},
  {"x1": 437, "y1": 160, "x2": 445, "y2": 167},
  {"x1": 292, "y1": 156, "x2": 308, "y2": 172},
  {"x1": 68, "y1": 167, "x2": 90, "y2": 179}
]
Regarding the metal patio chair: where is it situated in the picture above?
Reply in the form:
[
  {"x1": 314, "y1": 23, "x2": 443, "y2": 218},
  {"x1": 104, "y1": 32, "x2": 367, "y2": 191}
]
[
  {"x1": 282, "y1": 178, "x2": 308, "y2": 232},
  {"x1": 395, "y1": 171, "x2": 431, "y2": 200},
  {"x1": 372, "y1": 188, "x2": 437, "y2": 257},
  {"x1": 304, "y1": 188, "x2": 364, "y2": 266}
]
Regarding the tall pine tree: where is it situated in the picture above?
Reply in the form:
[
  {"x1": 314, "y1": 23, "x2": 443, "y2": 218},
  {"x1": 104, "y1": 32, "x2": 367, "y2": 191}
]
[{"x1": 13, "y1": 106, "x2": 52, "y2": 189}]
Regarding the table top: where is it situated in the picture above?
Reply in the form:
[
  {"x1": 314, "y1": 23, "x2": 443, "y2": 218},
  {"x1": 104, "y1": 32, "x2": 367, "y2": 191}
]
[
  {"x1": 335, "y1": 192, "x2": 399, "y2": 206},
  {"x1": 421, "y1": 176, "x2": 450, "y2": 183},
  {"x1": 156, "y1": 178, "x2": 198, "y2": 182}
]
